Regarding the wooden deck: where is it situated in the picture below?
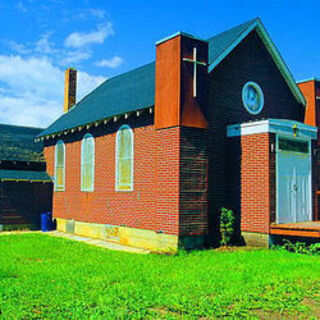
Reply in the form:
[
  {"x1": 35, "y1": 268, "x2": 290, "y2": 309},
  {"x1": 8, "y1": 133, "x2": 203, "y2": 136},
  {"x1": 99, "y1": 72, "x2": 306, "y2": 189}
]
[{"x1": 270, "y1": 221, "x2": 320, "y2": 238}]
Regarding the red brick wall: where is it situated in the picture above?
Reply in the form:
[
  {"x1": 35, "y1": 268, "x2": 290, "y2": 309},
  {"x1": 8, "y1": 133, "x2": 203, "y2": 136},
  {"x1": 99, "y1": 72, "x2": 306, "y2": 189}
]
[
  {"x1": 269, "y1": 134, "x2": 276, "y2": 224},
  {"x1": 228, "y1": 133, "x2": 273, "y2": 234},
  {"x1": 298, "y1": 80, "x2": 316, "y2": 126},
  {"x1": 179, "y1": 127, "x2": 208, "y2": 235},
  {"x1": 240, "y1": 133, "x2": 272, "y2": 233},
  {"x1": 44, "y1": 120, "x2": 210, "y2": 238},
  {"x1": 155, "y1": 127, "x2": 180, "y2": 235},
  {"x1": 315, "y1": 83, "x2": 320, "y2": 220},
  {"x1": 44, "y1": 147, "x2": 54, "y2": 177},
  {"x1": 45, "y1": 120, "x2": 159, "y2": 231},
  {"x1": 44, "y1": 115, "x2": 184, "y2": 236}
]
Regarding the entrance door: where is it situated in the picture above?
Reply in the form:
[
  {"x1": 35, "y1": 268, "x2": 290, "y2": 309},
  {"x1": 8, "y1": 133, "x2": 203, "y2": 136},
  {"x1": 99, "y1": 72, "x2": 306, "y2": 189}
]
[{"x1": 277, "y1": 137, "x2": 312, "y2": 224}]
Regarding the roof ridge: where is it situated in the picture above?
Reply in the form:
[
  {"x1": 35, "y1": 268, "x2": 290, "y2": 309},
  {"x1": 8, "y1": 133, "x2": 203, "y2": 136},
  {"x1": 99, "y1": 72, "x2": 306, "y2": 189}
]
[
  {"x1": 206, "y1": 17, "x2": 259, "y2": 42},
  {"x1": 0, "y1": 123, "x2": 44, "y2": 130}
]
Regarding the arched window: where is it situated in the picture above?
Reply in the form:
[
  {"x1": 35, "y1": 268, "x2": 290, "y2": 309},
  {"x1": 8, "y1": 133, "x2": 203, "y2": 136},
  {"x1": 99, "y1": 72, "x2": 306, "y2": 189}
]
[
  {"x1": 81, "y1": 133, "x2": 95, "y2": 192},
  {"x1": 55, "y1": 140, "x2": 65, "y2": 191},
  {"x1": 116, "y1": 125, "x2": 134, "y2": 191}
]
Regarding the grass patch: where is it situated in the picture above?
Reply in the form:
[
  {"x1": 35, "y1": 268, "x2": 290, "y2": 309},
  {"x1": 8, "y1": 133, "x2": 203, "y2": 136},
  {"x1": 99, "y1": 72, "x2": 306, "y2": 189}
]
[{"x1": 0, "y1": 234, "x2": 320, "y2": 319}]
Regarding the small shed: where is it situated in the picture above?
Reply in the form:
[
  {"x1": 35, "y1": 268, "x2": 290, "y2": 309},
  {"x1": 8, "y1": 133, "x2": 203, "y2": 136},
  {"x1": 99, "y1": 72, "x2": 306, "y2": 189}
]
[{"x1": 0, "y1": 124, "x2": 53, "y2": 231}]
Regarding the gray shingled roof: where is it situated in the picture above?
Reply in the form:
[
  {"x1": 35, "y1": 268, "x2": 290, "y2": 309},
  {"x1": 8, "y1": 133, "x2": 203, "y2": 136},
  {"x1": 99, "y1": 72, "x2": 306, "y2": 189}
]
[
  {"x1": 207, "y1": 18, "x2": 257, "y2": 65},
  {"x1": 39, "y1": 18, "x2": 263, "y2": 138},
  {"x1": 0, "y1": 124, "x2": 44, "y2": 162},
  {"x1": 0, "y1": 169, "x2": 51, "y2": 182},
  {"x1": 39, "y1": 62, "x2": 155, "y2": 138}
]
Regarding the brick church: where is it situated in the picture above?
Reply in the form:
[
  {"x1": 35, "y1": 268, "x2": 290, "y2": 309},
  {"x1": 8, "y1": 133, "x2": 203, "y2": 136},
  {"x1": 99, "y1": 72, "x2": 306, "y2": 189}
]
[{"x1": 37, "y1": 18, "x2": 320, "y2": 251}]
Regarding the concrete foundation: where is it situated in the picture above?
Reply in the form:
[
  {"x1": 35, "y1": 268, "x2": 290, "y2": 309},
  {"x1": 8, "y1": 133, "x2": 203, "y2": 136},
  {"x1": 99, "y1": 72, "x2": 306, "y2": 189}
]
[
  {"x1": 56, "y1": 218, "x2": 179, "y2": 253},
  {"x1": 242, "y1": 231, "x2": 270, "y2": 247}
]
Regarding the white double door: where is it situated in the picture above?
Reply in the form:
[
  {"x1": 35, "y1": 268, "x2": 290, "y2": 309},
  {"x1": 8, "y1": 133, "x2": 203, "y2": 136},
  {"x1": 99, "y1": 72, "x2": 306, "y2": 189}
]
[{"x1": 277, "y1": 139, "x2": 312, "y2": 224}]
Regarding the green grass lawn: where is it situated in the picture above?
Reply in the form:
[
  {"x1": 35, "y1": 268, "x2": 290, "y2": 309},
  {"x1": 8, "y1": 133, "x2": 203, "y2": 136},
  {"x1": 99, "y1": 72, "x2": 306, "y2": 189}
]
[{"x1": 0, "y1": 234, "x2": 320, "y2": 319}]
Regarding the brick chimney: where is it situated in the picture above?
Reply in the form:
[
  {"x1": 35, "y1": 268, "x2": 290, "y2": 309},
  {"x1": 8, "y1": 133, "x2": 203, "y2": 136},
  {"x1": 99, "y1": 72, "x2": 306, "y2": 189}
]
[
  {"x1": 64, "y1": 68, "x2": 77, "y2": 113},
  {"x1": 298, "y1": 78, "x2": 320, "y2": 144}
]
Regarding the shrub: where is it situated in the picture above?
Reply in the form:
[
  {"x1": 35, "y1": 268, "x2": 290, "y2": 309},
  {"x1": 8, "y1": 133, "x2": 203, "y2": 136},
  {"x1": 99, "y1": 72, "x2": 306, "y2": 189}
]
[
  {"x1": 220, "y1": 208, "x2": 235, "y2": 246},
  {"x1": 276, "y1": 240, "x2": 320, "y2": 256}
]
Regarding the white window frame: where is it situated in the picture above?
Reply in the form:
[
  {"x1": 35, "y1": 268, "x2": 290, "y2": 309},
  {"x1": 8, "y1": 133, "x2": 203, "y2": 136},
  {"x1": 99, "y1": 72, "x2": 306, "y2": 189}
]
[
  {"x1": 81, "y1": 133, "x2": 95, "y2": 192},
  {"x1": 115, "y1": 124, "x2": 134, "y2": 192},
  {"x1": 54, "y1": 140, "x2": 65, "y2": 192}
]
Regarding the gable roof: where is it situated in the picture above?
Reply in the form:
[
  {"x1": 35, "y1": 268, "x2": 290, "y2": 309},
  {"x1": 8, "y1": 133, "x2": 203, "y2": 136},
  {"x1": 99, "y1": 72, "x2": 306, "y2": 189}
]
[
  {"x1": 39, "y1": 62, "x2": 155, "y2": 138},
  {"x1": 0, "y1": 124, "x2": 44, "y2": 162},
  {"x1": 38, "y1": 18, "x2": 304, "y2": 139},
  {"x1": 207, "y1": 18, "x2": 258, "y2": 65},
  {"x1": 207, "y1": 18, "x2": 305, "y2": 105}
]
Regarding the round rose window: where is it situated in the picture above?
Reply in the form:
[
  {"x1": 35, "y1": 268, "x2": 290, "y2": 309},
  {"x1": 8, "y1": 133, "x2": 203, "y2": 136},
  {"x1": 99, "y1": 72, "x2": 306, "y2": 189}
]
[{"x1": 242, "y1": 82, "x2": 264, "y2": 115}]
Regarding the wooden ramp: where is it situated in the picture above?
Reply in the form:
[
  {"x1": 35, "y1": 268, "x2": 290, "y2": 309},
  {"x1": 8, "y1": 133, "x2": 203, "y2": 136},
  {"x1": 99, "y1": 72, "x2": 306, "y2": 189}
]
[{"x1": 270, "y1": 221, "x2": 320, "y2": 238}]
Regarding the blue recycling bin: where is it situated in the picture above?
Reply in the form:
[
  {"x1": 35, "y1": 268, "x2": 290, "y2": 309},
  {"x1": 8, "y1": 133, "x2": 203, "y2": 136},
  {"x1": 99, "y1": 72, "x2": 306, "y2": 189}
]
[{"x1": 41, "y1": 212, "x2": 53, "y2": 232}]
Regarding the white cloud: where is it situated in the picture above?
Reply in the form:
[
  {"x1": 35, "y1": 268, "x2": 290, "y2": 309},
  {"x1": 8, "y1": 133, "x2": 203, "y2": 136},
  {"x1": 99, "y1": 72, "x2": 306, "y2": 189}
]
[
  {"x1": 15, "y1": 1, "x2": 28, "y2": 12},
  {"x1": 94, "y1": 55, "x2": 123, "y2": 68},
  {"x1": 89, "y1": 9, "x2": 106, "y2": 19},
  {"x1": 77, "y1": 71, "x2": 105, "y2": 102},
  {"x1": 0, "y1": 55, "x2": 105, "y2": 127},
  {"x1": 60, "y1": 51, "x2": 91, "y2": 65},
  {"x1": 6, "y1": 41, "x2": 31, "y2": 54},
  {"x1": 6, "y1": 35, "x2": 92, "y2": 67},
  {"x1": 64, "y1": 22, "x2": 114, "y2": 48},
  {"x1": 35, "y1": 33, "x2": 55, "y2": 54},
  {"x1": 65, "y1": 8, "x2": 106, "y2": 22}
]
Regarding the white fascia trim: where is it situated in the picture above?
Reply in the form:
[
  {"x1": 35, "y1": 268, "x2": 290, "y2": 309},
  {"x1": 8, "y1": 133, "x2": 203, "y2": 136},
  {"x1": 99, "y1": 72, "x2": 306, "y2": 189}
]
[
  {"x1": 296, "y1": 77, "x2": 320, "y2": 84},
  {"x1": 54, "y1": 140, "x2": 65, "y2": 192},
  {"x1": 255, "y1": 20, "x2": 305, "y2": 106},
  {"x1": 115, "y1": 124, "x2": 134, "y2": 192},
  {"x1": 227, "y1": 119, "x2": 318, "y2": 140},
  {"x1": 156, "y1": 31, "x2": 206, "y2": 46},
  {"x1": 208, "y1": 19, "x2": 306, "y2": 106}
]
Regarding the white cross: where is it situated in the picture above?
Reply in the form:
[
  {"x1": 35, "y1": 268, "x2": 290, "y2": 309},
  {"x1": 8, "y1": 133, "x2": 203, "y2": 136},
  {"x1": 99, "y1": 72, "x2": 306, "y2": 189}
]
[{"x1": 183, "y1": 47, "x2": 207, "y2": 97}]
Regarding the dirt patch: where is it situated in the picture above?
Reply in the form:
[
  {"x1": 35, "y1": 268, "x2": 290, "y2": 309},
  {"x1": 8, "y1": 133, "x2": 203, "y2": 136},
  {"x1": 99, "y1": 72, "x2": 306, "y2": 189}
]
[
  {"x1": 253, "y1": 309, "x2": 298, "y2": 320},
  {"x1": 24, "y1": 257, "x2": 43, "y2": 262},
  {"x1": 213, "y1": 246, "x2": 264, "y2": 252},
  {"x1": 148, "y1": 307, "x2": 187, "y2": 318},
  {"x1": 251, "y1": 297, "x2": 320, "y2": 319},
  {"x1": 302, "y1": 297, "x2": 320, "y2": 319}
]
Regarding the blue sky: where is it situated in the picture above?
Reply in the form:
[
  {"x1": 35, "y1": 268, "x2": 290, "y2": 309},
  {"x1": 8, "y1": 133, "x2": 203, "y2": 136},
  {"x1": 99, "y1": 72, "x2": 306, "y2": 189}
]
[{"x1": 0, "y1": 0, "x2": 319, "y2": 127}]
